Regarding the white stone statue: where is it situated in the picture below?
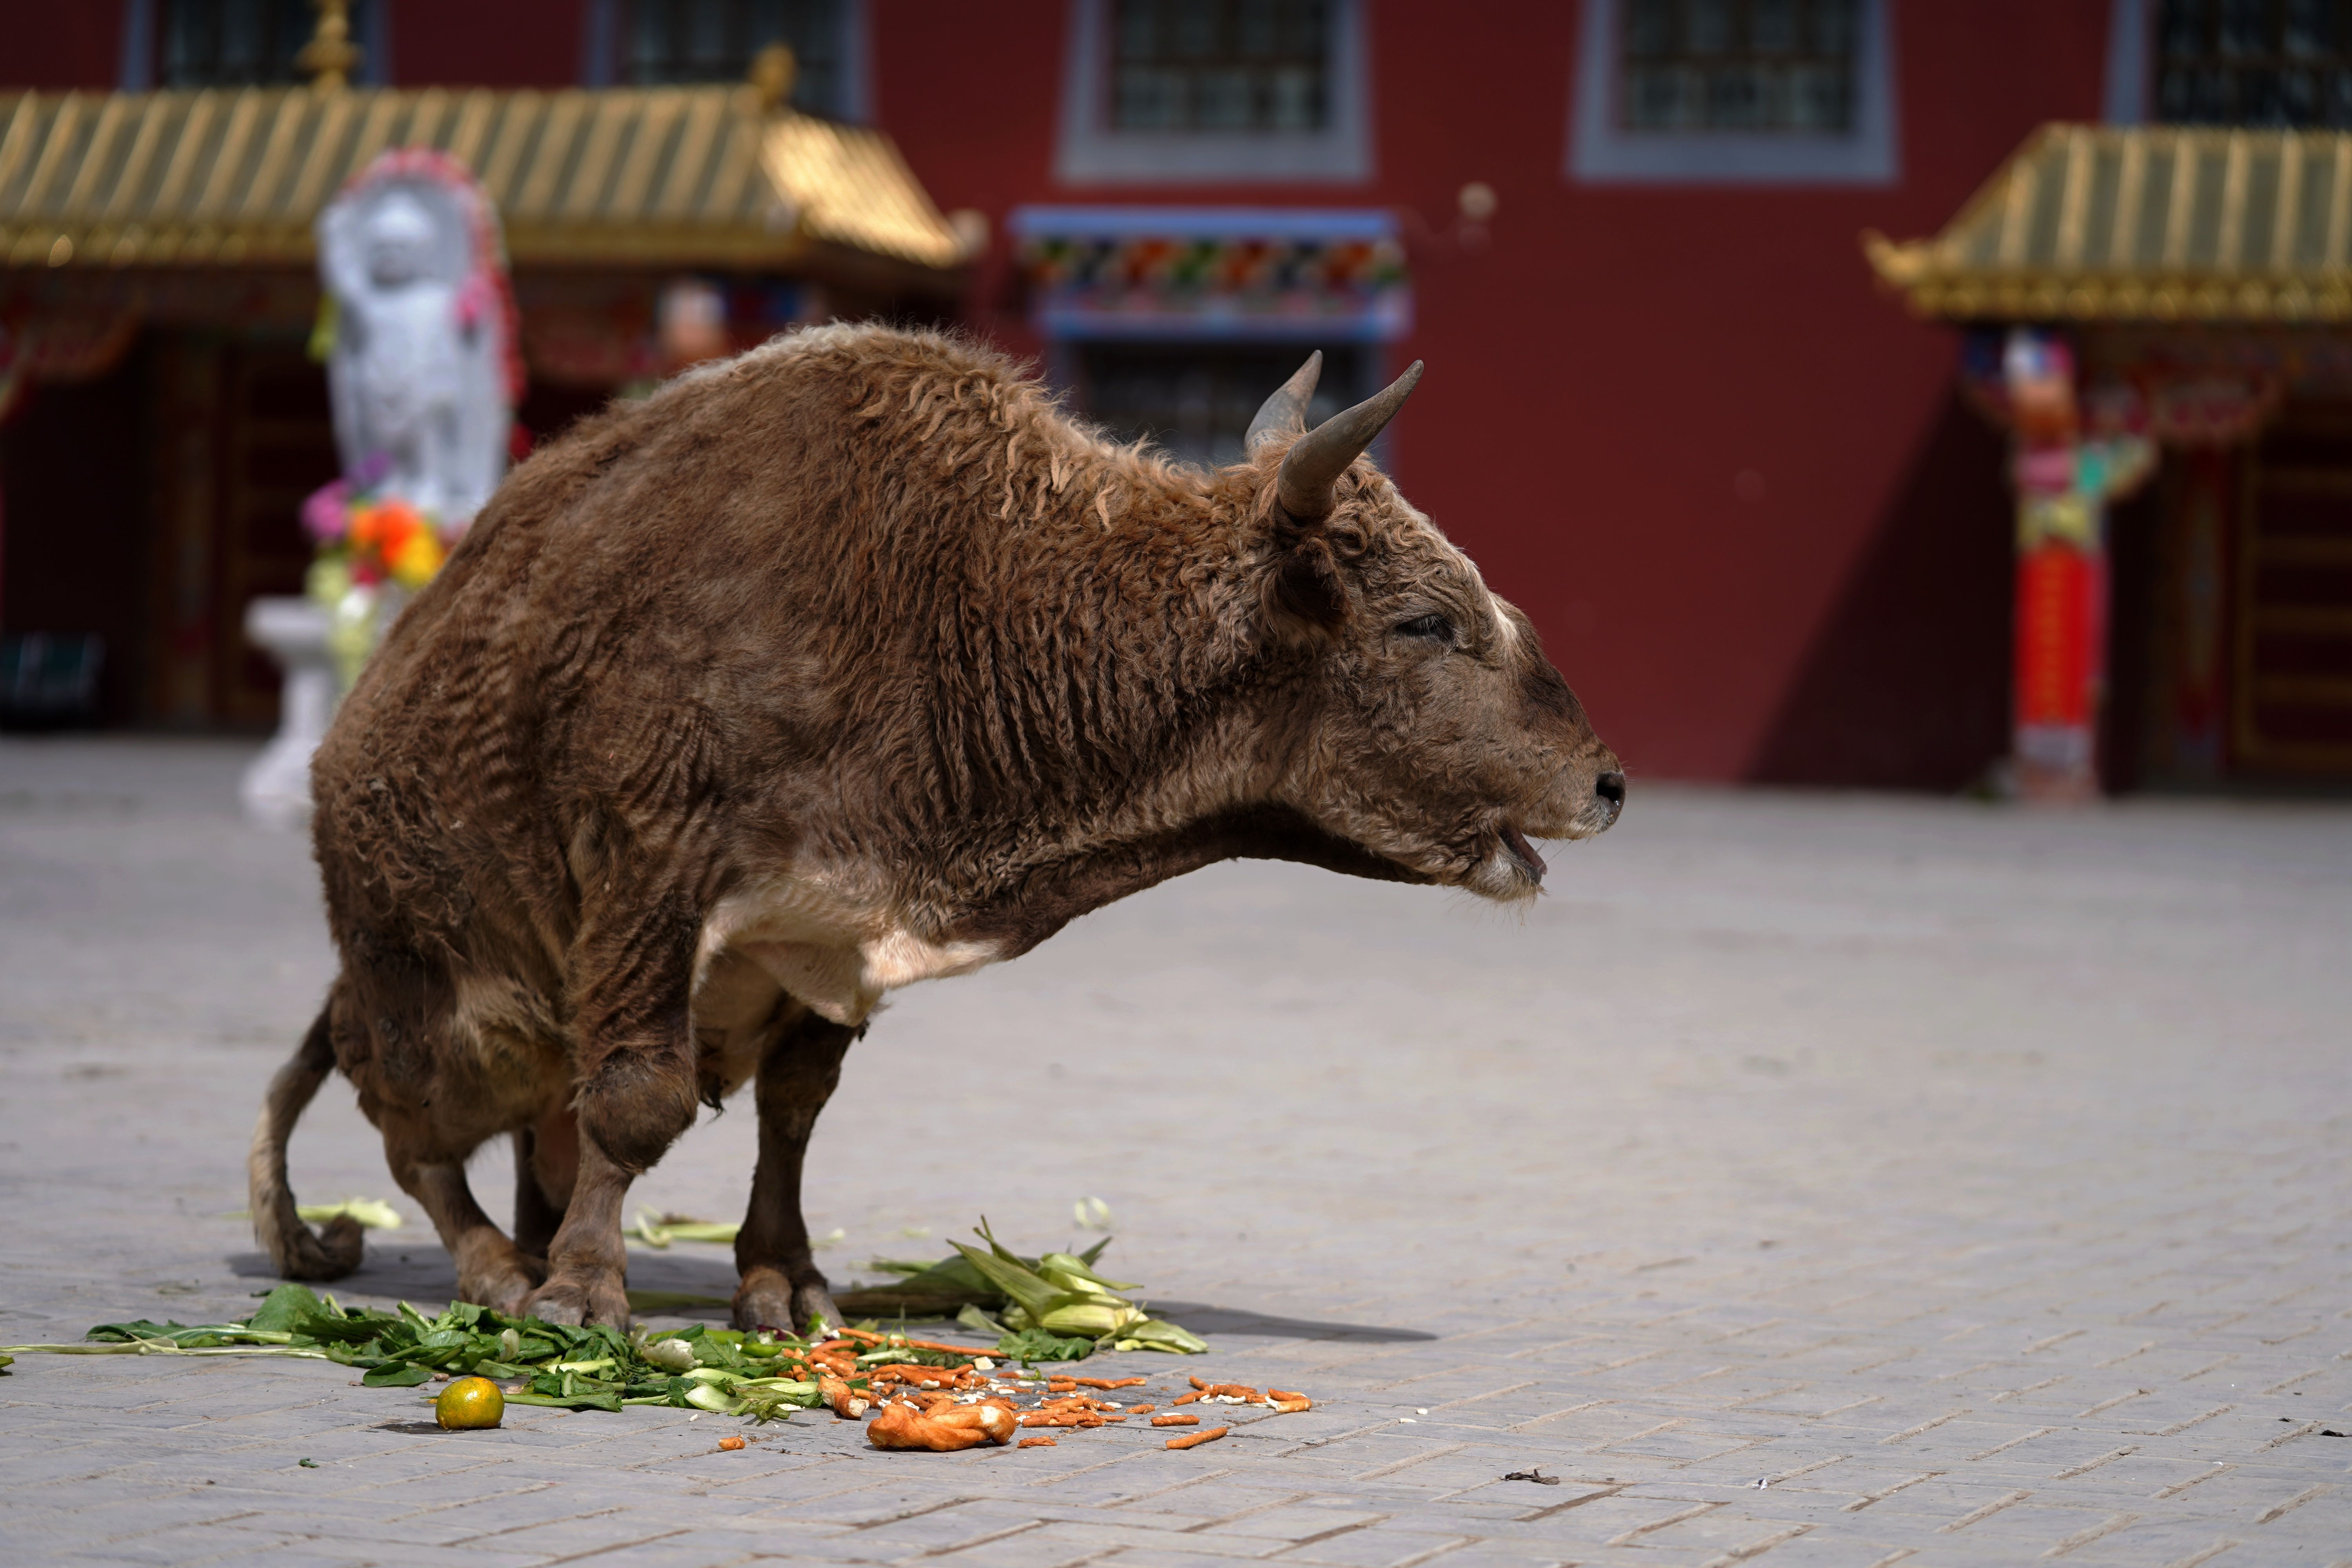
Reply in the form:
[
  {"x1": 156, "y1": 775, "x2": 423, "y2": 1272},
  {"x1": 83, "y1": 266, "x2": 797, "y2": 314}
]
[
  {"x1": 317, "y1": 162, "x2": 514, "y2": 528},
  {"x1": 243, "y1": 151, "x2": 514, "y2": 828}
]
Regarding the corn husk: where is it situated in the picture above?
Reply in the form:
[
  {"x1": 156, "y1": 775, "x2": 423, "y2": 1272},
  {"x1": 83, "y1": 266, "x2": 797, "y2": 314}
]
[
  {"x1": 1037, "y1": 1300, "x2": 1144, "y2": 1337},
  {"x1": 628, "y1": 1209, "x2": 739, "y2": 1248},
  {"x1": 296, "y1": 1198, "x2": 403, "y2": 1230},
  {"x1": 1038, "y1": 1252, "x2": 1141, "y2": 1291},
  {"x1": 1112, "y1": 1318, "x2": 1209, "y2": 1354}
]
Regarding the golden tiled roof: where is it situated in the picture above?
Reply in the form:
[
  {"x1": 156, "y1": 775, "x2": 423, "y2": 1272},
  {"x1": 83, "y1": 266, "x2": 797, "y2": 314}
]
[
  {"x1": 0, "y1": 85, "x2": 970, "y2": 277},
  {"x1": 1867, "y1": 123, "x2": 2352, "y2": 324}
]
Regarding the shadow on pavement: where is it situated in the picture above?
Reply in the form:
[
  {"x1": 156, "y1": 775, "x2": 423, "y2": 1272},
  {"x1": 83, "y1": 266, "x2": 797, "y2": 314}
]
[
  {"x1": 227, "y1": 1251, "x2": 1436, "y2": 1343},
  {"x1": 1132, "y1": 1302, "x2": 1435, "y2": 1342}
]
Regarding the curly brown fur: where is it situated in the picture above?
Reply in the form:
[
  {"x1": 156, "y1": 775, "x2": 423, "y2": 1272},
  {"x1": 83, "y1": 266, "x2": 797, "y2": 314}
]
[{"x1": 266, "y1": 324, "x2": 1619, "y2": 1323}]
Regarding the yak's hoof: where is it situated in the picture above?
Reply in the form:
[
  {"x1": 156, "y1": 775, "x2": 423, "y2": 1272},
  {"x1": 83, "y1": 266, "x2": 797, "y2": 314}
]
[
  {"x1": 733, "y1": 1266, "x2": 840, "y2": 1337},
  {"x1": 458, "y1": 1259, "x2": 542, "y2": 1318},
  {"x1": 273, "y1": 1214, "x2": 365, "y2": 1281},
  {"x1": 523, "y1": 1270, "x2": 630, "y2": 1328}
]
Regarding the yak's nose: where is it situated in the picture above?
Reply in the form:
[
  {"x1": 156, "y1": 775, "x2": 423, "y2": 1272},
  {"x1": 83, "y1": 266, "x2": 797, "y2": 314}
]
[{"x1": 1594, "y1": 770, "x2": 1626, "y2": 826}]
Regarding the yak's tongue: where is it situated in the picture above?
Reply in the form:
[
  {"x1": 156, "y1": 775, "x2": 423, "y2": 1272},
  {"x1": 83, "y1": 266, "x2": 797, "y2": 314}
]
[{"x1": 1500, "y1": 824, "x2": 1548, "y2": 879}]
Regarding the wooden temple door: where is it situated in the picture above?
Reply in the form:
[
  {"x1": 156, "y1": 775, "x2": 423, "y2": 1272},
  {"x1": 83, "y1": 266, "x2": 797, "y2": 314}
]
[
  {"x1": 2235, "y1": 405, "x2": 2352, "y2": 776},
  {"x1": 148, "y1": 335, "x2": 337, "y2": 729}
]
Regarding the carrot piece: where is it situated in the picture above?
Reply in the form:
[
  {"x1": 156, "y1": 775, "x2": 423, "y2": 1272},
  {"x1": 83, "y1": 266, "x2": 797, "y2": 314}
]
[{"x1": 1165, "y1": 1425, "x2": 1229, "y2": 1450}]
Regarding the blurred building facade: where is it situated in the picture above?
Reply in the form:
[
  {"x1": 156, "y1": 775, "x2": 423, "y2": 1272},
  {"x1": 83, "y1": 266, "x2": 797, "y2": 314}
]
[{"x1": 5, "y1": 2, "x2": 2346, "y2": 791}]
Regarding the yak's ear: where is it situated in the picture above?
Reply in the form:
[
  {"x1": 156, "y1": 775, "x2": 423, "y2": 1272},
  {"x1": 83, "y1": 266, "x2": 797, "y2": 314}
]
[{"x1": 1265, "y1": 532, "x2": 1350, "y2": 636}]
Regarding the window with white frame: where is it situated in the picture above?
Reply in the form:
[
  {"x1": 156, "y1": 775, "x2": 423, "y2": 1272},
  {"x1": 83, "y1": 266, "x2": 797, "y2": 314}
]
[
  {"x1": 1057, "y1": 0, "x2": 1371, "y2": 184},
  {"x1": 1568, "y1": 0, "x2": 1897, "y2": 184},
  {"x1": 1073, "y1": 342, "x2": 1372, "y2": 467}
]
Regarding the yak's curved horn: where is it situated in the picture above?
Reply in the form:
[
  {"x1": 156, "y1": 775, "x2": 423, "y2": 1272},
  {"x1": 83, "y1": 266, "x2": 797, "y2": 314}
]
[
  {"x1": 1275, "y1": 360, "x2": 1424, "y2": 522},
  {"x1": 1245, "y1": 351, "x2": 1322, "y2": 451}
]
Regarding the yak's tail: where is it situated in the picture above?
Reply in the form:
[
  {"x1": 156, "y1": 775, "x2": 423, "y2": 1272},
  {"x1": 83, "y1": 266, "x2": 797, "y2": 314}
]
[{"x1": 247, "y1": 1002, "x2": 365, "y2": 1281}]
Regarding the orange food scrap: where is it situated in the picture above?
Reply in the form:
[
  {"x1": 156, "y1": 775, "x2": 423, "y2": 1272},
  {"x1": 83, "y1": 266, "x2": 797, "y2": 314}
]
[
  {"x1": 867, "y1": 1401, "x2": 1016, "y2": 1452},
  {"x1": 717, "y1": 1435, "x2": 746, "y2": 1451},
  {"x1": 835, "y1": 1328, "x2": 1000, "y2": 1358},
  {"x1": 1018, "y1": 1437, "x2": 1057, "y2": 1448},
  {"x1": 868, "y1": 1364, "x2": 975, "y2": 1390},
  {"x1": 1073, "y1": 1377, "x2": 1146, "y2": 1390},
  {"x1": 1165, "y1": 1425, "x2": 1229, "y2": 1450},
  {"x1": 818, "y1": 1375, "x2": 871, "y2": 1419},
  {"x1": 1128, "y1": 1404, "x2": 1155, "y2": 1414},
  {"x1": 1150, "y1": 1414, "x2": 1199, "y2": 1427},
  {"x1": 1172, "y1": 1392, "x2": 1202, "y2": 1405}
]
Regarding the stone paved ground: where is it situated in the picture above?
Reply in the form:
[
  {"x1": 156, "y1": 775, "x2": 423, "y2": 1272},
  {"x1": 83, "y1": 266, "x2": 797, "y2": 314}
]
[{"x1": 2, "y1": 737, "x2": 2348, "y2": 1568}]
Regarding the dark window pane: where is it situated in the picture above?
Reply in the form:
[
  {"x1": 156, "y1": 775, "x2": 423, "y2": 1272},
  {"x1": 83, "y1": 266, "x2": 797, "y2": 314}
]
[
  {"x1": 1075, "y1": 343, "x2": 1367, "y2": 468},
  {"x1": 2155, "y1": 0, "x2": 2352, "y2": 124},
  {"x1": 1615, "y1": 0, "x2": 1858, "y2": 132},
  {"x1": 1107, "y1": 0, "x2": 1331, "y2": 132},
  {"x1": 161, "y1": 0, "x2": 373, "y2": 87},
  {"x1": 625, "y1": 0, "x2": 846, "y2": 117}
]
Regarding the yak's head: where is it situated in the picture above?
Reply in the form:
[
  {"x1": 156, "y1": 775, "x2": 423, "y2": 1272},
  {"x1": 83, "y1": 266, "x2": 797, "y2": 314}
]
[{"x1": 1239, "y1": 354, "x2": 1622, "y2": 900}]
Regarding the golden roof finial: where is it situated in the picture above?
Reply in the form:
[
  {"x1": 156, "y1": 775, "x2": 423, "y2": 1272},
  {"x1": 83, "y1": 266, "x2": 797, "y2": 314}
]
[
  {"x1": 750, "y1": 43, "x2": 799, "y2": 114},
  {"x1": 298, "y1": 0, "x2": 362, "y2": 91}
]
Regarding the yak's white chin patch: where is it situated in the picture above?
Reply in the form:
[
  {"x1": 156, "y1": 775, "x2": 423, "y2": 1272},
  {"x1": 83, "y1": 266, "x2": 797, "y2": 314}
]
[
  {"x1": 699, "y1": 869, "x2": 1003, "y2": 1027},
  {"x1": 1463, "y1": 852, "x2": 1542, "y2": 903}
]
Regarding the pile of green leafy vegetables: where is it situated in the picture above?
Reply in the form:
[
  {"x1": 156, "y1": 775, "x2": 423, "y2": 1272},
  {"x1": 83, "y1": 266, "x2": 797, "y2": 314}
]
[
  {"x1": 0, "y1": 1226, "x2": 1203, "y2": 1407},
  {"x1": 1, "y1": 1284, "x2": 1020, "y2": 1419}
]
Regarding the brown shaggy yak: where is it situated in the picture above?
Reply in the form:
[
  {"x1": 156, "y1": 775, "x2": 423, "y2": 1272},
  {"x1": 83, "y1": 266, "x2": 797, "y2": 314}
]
[{"x1": 250, "y1": 324, "x2": 1623, "y2": 1328}]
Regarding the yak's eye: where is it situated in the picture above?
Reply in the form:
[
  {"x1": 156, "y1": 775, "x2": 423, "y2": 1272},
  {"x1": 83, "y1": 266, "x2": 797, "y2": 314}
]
[{"x1": 1397, "y1": 613, "x2": 1455, "y2": 644}]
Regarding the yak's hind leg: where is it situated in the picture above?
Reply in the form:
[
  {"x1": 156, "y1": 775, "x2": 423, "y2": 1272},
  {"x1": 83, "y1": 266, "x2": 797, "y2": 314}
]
[
  {"x1": 734, "y1": 1013, "x2": 858, "y2": 1334},
  {"x1": 249, "y1": 1000, "x2": 367, "y2": 1280},
  {"x1": 380, "y1": 1120, "x2": 541, "y2": 1314}
]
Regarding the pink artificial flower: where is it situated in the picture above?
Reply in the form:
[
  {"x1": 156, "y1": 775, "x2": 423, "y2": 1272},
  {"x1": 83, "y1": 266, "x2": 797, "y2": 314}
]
[{"x1": 302, "y1": 478, "x2": 354, "y2": 544}]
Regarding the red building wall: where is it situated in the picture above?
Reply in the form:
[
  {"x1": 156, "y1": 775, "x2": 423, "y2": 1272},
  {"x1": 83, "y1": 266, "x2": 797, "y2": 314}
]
[
  {"x1": 4, "y1": 1, "x2": 2125, "y2": 785},
  {"x1": 871, "y1": 2, "x2": 2118, "y2": 784}
]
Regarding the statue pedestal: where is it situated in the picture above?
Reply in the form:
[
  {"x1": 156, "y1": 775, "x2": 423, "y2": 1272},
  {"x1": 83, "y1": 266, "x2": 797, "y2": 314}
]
[{"x1": 240, "y1": 597, "x2": 337, "y2": 829}]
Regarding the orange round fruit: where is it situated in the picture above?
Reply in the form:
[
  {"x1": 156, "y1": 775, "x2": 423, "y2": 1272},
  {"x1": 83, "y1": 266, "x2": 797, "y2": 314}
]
[{"x1": 436, "y1": 1376, "x2": 505, "y2": 1430}]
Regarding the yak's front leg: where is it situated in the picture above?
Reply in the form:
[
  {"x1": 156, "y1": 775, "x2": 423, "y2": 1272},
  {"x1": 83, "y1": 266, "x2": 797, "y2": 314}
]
[
  {"x1": 734, "y1": 1013, "x2": 858, "y2": 1334},
  {"x1": 524, "y1": 892, "x2": 704, "y2": 1327}
]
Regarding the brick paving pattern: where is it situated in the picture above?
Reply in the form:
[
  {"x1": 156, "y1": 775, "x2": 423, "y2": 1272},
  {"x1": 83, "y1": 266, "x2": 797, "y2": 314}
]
[{"x1": 2, "y1": 738, "x2": 2347, "y2": 1566}]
